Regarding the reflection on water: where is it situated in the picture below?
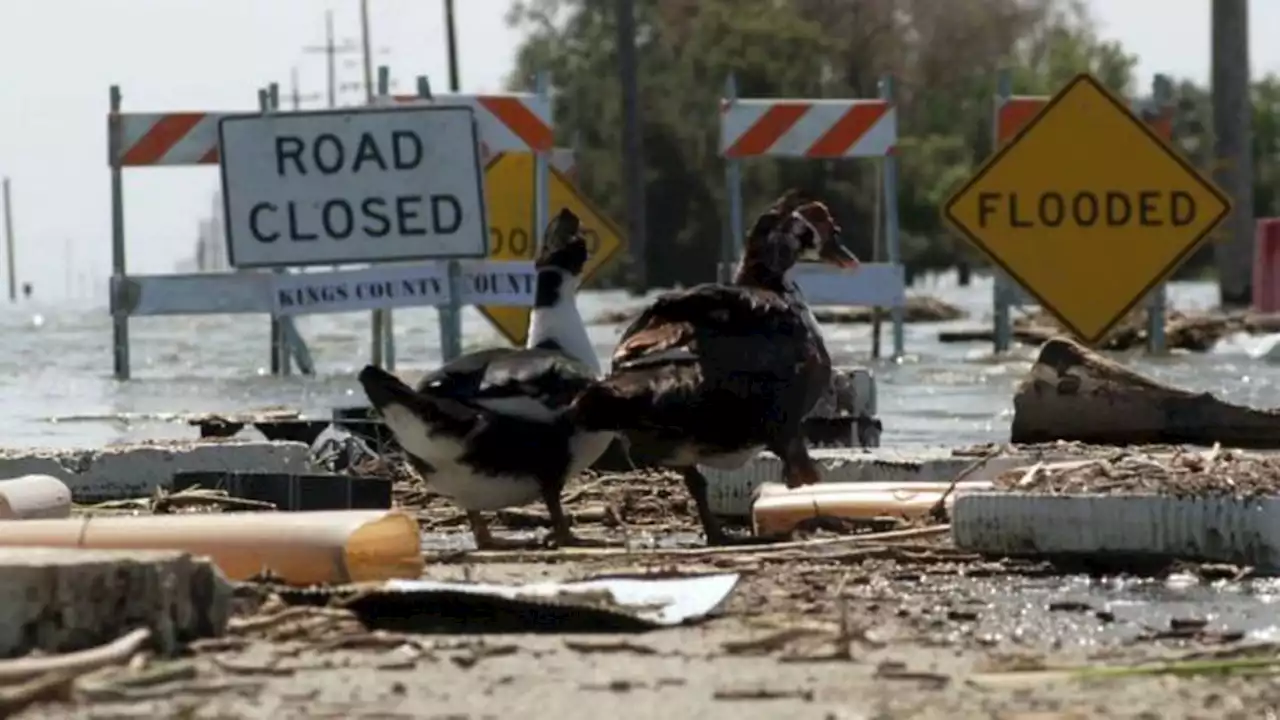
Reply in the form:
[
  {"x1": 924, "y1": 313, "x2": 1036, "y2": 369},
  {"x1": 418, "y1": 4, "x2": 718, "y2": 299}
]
[
  {"x1": 948, "y1": 572, "x2": 1280, "y2": 646},
  {"x1": 13, "y1": 274, "x2": 1280, "y2": 449}
]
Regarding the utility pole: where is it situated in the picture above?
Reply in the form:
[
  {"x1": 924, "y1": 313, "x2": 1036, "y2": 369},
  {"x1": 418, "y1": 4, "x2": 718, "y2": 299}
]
[
  {"x1": 64, "y1": 237, "x2": 72, "y2": 300},
  {"x1": 444, "y1": 0, "x2": 461, "y2": 92},
  {"x1": 287, "y1": 66, "x2": 324, "y2": 111},
  {"x1": 302, "y1": 9, "x2": 362, "y2": 108},
  {"x1": 359, "y1": 0, "x2": 388, "y2": 367},
  {"x1": 360, "y1": 0, "x2": 375, "y2": 104},
  {"x1": 616, "y1": 0, "x2": 648, "y2": 291},
  {"x1": 1211, "y1": 0, "x2": 1254, "y2": 308},
  {"x1": 2, "y1": 177, "x2": 14, "y2": 302}
]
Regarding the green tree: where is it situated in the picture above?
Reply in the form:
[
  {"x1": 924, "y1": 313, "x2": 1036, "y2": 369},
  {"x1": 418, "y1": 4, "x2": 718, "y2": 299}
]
[
  {"x1": 1163, "y1": 74, "x2": 1280, "y2": 278},
  {"x1": 505, "y1": 0, "x2": 1138, "y2": 288}
]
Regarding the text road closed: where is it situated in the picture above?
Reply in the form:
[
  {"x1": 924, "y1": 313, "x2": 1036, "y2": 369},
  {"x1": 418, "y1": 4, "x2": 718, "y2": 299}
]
[{"x1": 219, "y1": 105, "x2": 488, "y2": 268}]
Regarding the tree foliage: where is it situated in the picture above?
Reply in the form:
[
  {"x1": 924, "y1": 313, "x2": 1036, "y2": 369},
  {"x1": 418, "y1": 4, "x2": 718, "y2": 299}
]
[{"x1": 502, "y1": 0, "x2": 1257, "y2": 289}]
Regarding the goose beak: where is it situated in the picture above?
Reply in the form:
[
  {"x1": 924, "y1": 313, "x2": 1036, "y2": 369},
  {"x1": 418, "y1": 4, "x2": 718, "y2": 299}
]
[{"x1": 819, "y1": 234, "x2": 860, "y2": 270}]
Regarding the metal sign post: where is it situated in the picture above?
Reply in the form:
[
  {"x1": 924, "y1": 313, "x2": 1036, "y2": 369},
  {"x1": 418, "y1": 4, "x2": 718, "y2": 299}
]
[
  {"x1": 986, "y1": 69, "x2": 1192, "y2": 353},
  {"x1": 954, "y1": 73, "x2": 1228, "y2": 349}
]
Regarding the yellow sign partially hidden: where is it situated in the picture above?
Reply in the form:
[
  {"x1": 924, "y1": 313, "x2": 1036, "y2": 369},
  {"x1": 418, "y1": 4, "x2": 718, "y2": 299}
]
[
  {"x1": 943, "y1": 73, "x2": 1232, "y2": 345},
  {"x1": 481, "y1": 153, "x2": 627, "y2": 346}
]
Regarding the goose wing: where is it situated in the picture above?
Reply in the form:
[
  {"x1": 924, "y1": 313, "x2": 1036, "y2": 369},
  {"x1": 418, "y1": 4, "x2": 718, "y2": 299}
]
[
  {"x1": 416, "y1": 347, "x2": 597, "y2": 422},
  {"x1": 612, "y1": 283, "x2": 810, "y2": 372},
  {"x1": 572, "y1": 283, "x2": 819, "y2": 439}
]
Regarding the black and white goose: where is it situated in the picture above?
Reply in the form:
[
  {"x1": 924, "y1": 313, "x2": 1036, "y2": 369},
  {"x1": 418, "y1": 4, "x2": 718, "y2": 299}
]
[
  {"x1": 357, "y1": 208, "x2": 614, "y2": 549},
  {"x1": 569, "y1": 193, "x2": 858, "y2": 545}
]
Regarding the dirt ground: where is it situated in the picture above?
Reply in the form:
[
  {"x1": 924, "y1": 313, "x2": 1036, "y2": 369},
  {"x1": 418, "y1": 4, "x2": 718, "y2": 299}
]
[
  {"x1": 21, "y1": 462, "x2": 1280, "y2": 719},
  {"x1": 13, "y1": 543, "x2": 1280, "y2": 719}
]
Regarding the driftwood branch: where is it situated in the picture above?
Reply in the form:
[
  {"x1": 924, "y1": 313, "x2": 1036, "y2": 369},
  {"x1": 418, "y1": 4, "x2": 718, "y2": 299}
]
[
  {"x1": 1012, "y1": 337, "x2": 1280, "y2": 448},
  {"x1": 0, "y1": 628, "x2": 150, "y2": 684}
]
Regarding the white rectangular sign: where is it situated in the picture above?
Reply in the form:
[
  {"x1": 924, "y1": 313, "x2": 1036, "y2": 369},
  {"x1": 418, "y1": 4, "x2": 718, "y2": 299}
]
[
  {"x1": 219, "y1": 105, "x2": 489, "y2": 268},
  {"x1": 271, "y1": 264, "x2": 450, "y2": 316},
  {"x1": 456, "y1": 260, "x2": 536, "y2": 305},
  {"x1": 718, "y1": 262, "x2": 906, "y2": 307}
]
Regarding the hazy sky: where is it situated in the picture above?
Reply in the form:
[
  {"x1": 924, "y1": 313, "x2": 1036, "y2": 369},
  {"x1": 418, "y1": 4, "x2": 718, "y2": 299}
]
[{"x1": 0, "y1": 0, "x2": 1276, "y2": 300}]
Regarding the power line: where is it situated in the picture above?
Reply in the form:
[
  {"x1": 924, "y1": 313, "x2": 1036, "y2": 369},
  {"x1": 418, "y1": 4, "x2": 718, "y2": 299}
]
[
  {"x1": 288, "y1": 66, "x2": 326, "y2": 110},
  {"x1": 301, "y1": 7, "x2": 391, "y2": 108}
]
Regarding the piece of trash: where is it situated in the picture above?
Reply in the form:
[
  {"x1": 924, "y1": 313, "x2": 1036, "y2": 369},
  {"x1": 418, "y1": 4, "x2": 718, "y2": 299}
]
[
  {"x1": 287, "y1": 573, "x2": 741, "y2": 634},
  {"x1": 0, "y1": 475, "x2": 71, "y2": 520},
  {"x1": 310, "y1": 424, "x2": 379, "y2": 473},
  {"x1": 330, "y1": 406, "x2": 399, "y2": 456},
  {"x1": 751, "y1": 481, "x2": 992, "y2": 536},
  {"x1": 170, "y1": 471, "x2": 392, "y2": 512},
  {"x1": 0, "y1": 509, "x2": 422, "y2": 585}
]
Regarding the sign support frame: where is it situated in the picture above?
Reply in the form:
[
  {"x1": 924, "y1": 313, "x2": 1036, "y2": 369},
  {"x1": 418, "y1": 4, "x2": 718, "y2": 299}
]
[{"x1": 720, "y1": 74, "x2": 906, "y2": 359}]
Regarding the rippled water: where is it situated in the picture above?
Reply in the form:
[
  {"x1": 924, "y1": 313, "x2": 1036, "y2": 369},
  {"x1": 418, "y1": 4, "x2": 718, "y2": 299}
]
[{"x1": 16, "y1": 273, "x2": 1280, "y2": 449}]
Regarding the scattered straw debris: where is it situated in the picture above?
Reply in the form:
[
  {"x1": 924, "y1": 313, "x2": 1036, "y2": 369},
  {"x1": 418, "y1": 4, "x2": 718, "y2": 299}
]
[
  {"x1": 76, "y1": 485, "x2": 278, "y2": 516},
  {"x1": 990, "y1": 444, "x2": 1280, "y2": 499}
]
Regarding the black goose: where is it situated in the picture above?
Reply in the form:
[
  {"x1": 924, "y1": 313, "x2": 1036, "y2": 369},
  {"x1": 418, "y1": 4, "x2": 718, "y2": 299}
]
[
  {"x1": 357, "y1": 208, "x2": 614, "y2": 549},
  {"x1": 569, "y1": 194, "x2": 858, "y2": 545}
]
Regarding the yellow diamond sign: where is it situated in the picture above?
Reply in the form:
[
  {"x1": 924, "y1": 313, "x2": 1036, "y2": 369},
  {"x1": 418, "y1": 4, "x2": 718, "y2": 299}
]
[
  {"x1": 943, "y1": 73, "x2": 1231, "y2": 345},
  {"x1": 481, "y1": 152, "x2": 627, "y2": 346}
]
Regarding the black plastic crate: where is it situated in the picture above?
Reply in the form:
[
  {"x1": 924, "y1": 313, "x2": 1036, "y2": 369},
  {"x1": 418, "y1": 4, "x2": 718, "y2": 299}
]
[{"x1": 171, "y1": 470, "x2": 392, "y2": 512}]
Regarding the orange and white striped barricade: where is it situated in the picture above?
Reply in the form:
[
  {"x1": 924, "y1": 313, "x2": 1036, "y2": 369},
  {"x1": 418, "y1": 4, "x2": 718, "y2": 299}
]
[
  {"x1": 106, "y1": 90, "x2": 283, "y2": 381},
  {"x1": 988, "y1": 70, "x2": 1176, "y2": 353},
  {"x1": 107, "y1": 84, "x2": 327, "y2": 380},
  {"x1": 719, "y1": 74, "x2": 907, "y2": 358},
  {"x1": 390, "y1": 72, "x2": 554, "y2": 361},
  {"x1": 391, "y1": 74, "x2": 556, "y2": 244},
  {"x1": 106, "y1": 85, "x2": 319, "y2": 380},
  {"x1": 105, "y1": 72, "x2": 557, "y2": 380}
]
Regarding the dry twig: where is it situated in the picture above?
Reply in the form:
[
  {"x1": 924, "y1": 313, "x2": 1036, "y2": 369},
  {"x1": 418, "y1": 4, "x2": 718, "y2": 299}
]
[{"x1": 0, "y1": 628, "x2": 151, "y2": 683}]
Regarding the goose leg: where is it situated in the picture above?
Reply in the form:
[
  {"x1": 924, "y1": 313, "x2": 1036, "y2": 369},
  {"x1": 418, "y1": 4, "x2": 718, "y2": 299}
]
[
  {"x1": 770, "y1": 434, "x2": 821, "y2": 489},
  {"x1": 467, "y1": 511, "x2": 537, "y2": 550},
  {"x1": 540, "y1": 485, "x2": 579, "y2": 548},
  {"x1": 466, "y1": 511, "x2": 497, "y2": 548},
  {"x1": 680, "y1": 467, "x2": 729, "y2": 546}
]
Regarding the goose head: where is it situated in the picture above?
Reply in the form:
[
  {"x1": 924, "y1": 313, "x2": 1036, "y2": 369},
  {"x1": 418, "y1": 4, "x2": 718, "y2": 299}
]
[
  {"x1": 744, "y1": 188, "x2": 813, "y2": 247},
  {"x1": 534, "y1": 207, "x2": 588, "y2": 279},
  {"x1": 528, "y1": 207, "x2": 600, "y2": 372},
  {"x1": 531, "y1": 206, "x2": 589, "y2": 312},
  {"x1": 790, "y1": 200, "x2": 860, "y2": 270},
  {"x1": 737, "y1": 197, "x2": 858, "y2": 288}
]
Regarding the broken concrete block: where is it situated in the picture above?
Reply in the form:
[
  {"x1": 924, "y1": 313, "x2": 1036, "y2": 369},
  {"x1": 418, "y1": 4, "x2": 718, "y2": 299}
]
[
  {"x1": 0, "y1": 439, "x2": 312, "y2": 502},
  {"x1": 0, "y1": 547, "x2": 231, "y2": 658}
]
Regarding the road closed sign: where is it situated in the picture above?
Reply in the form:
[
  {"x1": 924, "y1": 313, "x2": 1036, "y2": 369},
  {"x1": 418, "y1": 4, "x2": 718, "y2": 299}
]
[
  {"x1": 943, "y1": 73, "x2": 1231, "y2": 345},
  {"x1": 218, "y1": 105, "x2": 489, "y2": 268}
]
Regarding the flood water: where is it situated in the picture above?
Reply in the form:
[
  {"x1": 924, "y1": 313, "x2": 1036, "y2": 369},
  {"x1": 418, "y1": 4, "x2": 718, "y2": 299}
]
[
  {"x1": 18, "y1": 272, "x2": 1280, "y2": 632},
  {"x1": 15, "y1": 272, "x2": 1280, "y2": 449}
]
